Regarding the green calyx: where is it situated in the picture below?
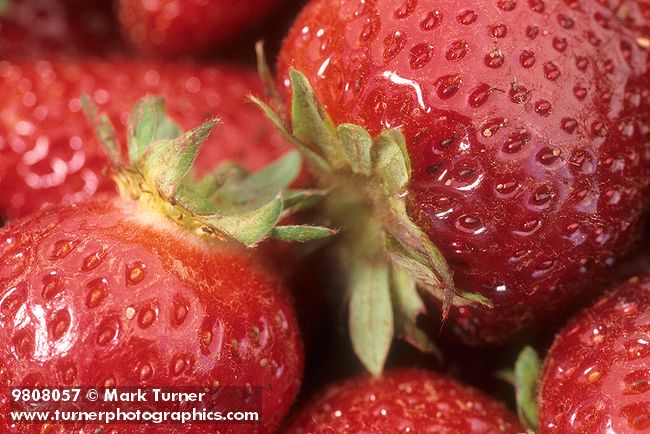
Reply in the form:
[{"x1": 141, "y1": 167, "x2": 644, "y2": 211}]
[
  {"x1": 253, "y1": 64, "x2": 492, "y2": 376},
  {"x1": 82, "y1": 95, "x2": 334, "y2": 247},
  {"x1": 498, "y1": 346, "x2": 541, "y2": 430}
]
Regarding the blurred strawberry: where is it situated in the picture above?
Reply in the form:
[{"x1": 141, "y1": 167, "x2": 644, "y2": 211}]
[
  {"x1": 284, "y1": 368, "x2": 525, "y2": 433},
  {"x1": 0, "y1": 59, "x2": 292, "y2": 221},
  {"x1": 0, "y1": 0, "x2": 121, "y2": 57},
  {"x1": 117, "y1": 0, "x2": 283, "y2": 58}
]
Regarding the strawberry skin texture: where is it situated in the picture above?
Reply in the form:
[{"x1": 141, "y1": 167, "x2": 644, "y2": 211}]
[
  {"x1": 278, "y1": 0, "x2": 650, "y2": 345},
  {"x1": 117, "y1": 0, "x2": 281, "y2": 57},
  {"x1": 0, "y1": 60, "x2": 292, "y2": 221},
  {"x1": 0, "y1": 197, "x2": 303, "y2": 433},
  {"x1": 0, "y1": 0, "x2": 121, "y2": 57},
  {"x1": 539, "y1": 274, "x2": 650, "y2": 433},
  {"x1": 284, "y1": 368, "x2": 525, "y2": 433}
]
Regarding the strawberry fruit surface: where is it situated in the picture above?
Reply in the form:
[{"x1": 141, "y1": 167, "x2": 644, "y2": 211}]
[
  {"x1": 274, "y1": 0, "x2": 650, "y2": 361},
  {"x1": 539, "y1": 273, "x2": 650, "y2": 433},
  {"x1": 284, "y1": 368, "x2": 525, "y2": 433}
]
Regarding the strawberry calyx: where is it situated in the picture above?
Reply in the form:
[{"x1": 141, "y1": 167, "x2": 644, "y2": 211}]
[
  {"x1": 497, "y1": 346, "x2": 540, "y2": 430},
  {"x1": 82, "y1": 94, "x2": 334, "y2": 246},
  {"x1": 253, "y1": 66, "x2": 492, "y2": 375}
]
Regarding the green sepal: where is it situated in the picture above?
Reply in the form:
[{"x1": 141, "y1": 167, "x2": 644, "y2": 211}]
[
  {"x1": 250, "y1": 96, "x2": 331, "y2": 173},
  {"x1": 211, "y1": 151, "x2": 301, "y2": 213},
  {"x1": 347, "y1": 252, "x2": 394, "y2": 377},
  {"x1": 271, "y1": 225, "x2": 337, "y2": 242},
  {"x1": 127, "y1": 96, "x2": 181, "y2": 166},
  {"x1": 200, "y1": 197, "x2": 283, "y2": 246},
  {"x1": 171, "y1": 185, "x2": 217, "y2": 215},
  {"x1": 384, "y1": 198, "x2": 456, "y2": 317},
  {"x1": 513, "y1": 346, "x2": 541, "y2": 430},
  {"x1": 282, "y1": 189, "x2": 328, "y2": 215},
  {"x1": 374, "y1": 129, "x2": 411, "y2": 191},
  {"x1": 390, "y1": 266, "x2": 441, "y2": 360},
  {"x1": 338, "y1": 124, "x2": 372, "y2": 176},
  {"x1": 255, "y1": 41, "x2": 282, "y2": 105},
  {"x1": 139, "y1": 120, "x2": 218, "y2": 199},
  {"x1": 81, "y1": 95, "x2": 121, "y2": 166},
  {"x1": 459, "y1": 292, "x2": 495, "y2": 308},
  {"x1": 84, "y1": 95, "x2": 334, "y2": 247},
  {"x1": 289, "y1": 69, "x2": 349, "y2": 170},
  {"x1": 192, "y1": 161, "x2": 249, "y2": 199}
]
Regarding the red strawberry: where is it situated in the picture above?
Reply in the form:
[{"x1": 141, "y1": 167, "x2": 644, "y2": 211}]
[
  {"x1": 0, "y1": 0, "x2": 121, "y2": 57},
  {"x1": 117, "y1": 0, "x2": 282, "y2": 58},
  {"x1": 538, "y1": 273, "x2": 650, "y2": 433},
  {"x1": 284, "y1": 368, "x2": 526, "y2": 433},
  {"x1": 268, "y1": 0, "x2": 650, "y2": 371},
  {"x1": 0, "y1": 59, "x2": 293, "y2": 222},
  {"x1": 0, "y1": 97, "x2": 328, "y2": 433}
]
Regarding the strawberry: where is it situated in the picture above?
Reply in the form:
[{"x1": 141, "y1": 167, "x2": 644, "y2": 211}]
[
  {"x1": 263, "y1": 0, "x2": 650, "y2": 372},
  {"x1": 0, "y1": 0, "x2": 121, "y2": 57},
  {"x1": 538, "y1": 273, "x2": 650, "y2": 433},
  {"x1": 0, "y1": 59, "x2": 293, "y2": 222},
  {"x1": 0, "y1": 97, "x2": 330, "y2": 433},
  {"x1": 284, "y1": 368, "x2": 526, "y2": 433},
  {"x1": 117, "y1": 0, "x2": 282, "y2": 58}
]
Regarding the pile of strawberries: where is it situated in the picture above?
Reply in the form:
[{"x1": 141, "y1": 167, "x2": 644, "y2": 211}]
[{"x1": 2, "y1": 0, "x2": 650, "y2": 432}]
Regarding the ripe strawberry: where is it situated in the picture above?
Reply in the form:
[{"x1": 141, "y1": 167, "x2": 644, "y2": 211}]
[
  {"x1": 0, "y1": 0, "x2": 121, "y2": 57},
  {"x1": 0, "y1": 97, "x2": 328, "y2": 433},
  {"x1": 539, "y1": 273, "x2": 650, "y2": 433},
  {"x1": 117, "y1": 0, "x2": 282, "y2": 58},
  {"x1": 0, "y1": 59, "x2": 293, "y2": 222},
  {"x1": 284, "y1": 368, "x2": 526, "y2": 433},
  {"x1": 268, "y1": 0, "x2": 650, "y2": 371}
]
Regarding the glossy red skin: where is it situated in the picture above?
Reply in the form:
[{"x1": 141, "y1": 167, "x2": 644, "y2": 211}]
[
  {"x1": 0, "y1": 197, "x2": 303, "y2": 433},
  {"x1": 539, "y1": 274, "x2": 650, "y2": 433},
  {"x1": 278, "y1": 0, "x2": 650, "y2": 345},
  {"x1": 0, "y1": 0, "x2": 121, "y2": 57},
  {"x1": 117, "y1": 0, "x2": 282, "y2": 58},
  {"x1": 284, "y1": 368, "x2": 524, "y2": 433},
  {"x1": 0, "y1": 60, "x2": 293, "y2": 221}
]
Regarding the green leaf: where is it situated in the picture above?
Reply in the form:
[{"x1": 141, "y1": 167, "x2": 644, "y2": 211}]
[
  {"x1": 271, "y1": 225, "x2": 336, "y2": 242},
  {"x1": 514, "y1": 346, "x2": 540, "y2": 430},
  {"x1": 139, "y1": 119, "x2": 218, "y2": 199},
  {"x1": 201, "y1": 197, "x2": 283, "y2": 246},
  {"x1": 250, "y1": 95, "x2": 331, "y2": 173},
  {"x1": 338, "y1": 124, "x2": 372, "y2": 176},
  {"x1": 390, "y1": 266, "x2": 441, "y2": 360},
  {"x1": 348, "y1": 258, "x2": 394, "y2": 377},
  {"x1": 81, "y1": 95, "x2": 121, "y2": 166},
  {"x1": 289, "y1": 69, "x2": 348, "y2": 169},
  {"x1": 127, "y1": 96, "x2": 181, "y2": 166},
  {"x1": 212, "y1": 151, "x2": 301, "y2": 213},
  {"x1": 374, "y1": 129, "x2": 411, "y2": 191}
]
